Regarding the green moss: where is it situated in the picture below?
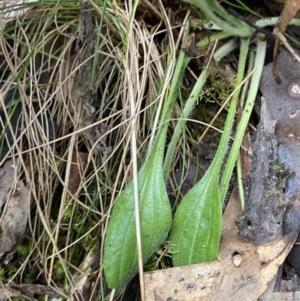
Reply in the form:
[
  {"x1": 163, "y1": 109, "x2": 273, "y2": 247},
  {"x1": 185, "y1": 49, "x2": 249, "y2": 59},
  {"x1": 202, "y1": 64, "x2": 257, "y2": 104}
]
[{"x1": 189, "y1": 66, "x2": 235, "y2": 140}]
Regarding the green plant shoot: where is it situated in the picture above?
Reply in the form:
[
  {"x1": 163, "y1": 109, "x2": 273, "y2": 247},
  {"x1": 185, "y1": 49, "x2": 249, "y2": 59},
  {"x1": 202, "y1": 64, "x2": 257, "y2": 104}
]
[
  {"x1": 169, "y1": 37, "x2": 250, "y2": 265},
  {"x1": 170, "y1": 34, "x2": 267, "y2": 266},
  {"x1": 103, "y1": 32, "x2": 189, "y2": 289},
  {"x1": 184, "y1": 0, "x2": 254, "y2": 37}
]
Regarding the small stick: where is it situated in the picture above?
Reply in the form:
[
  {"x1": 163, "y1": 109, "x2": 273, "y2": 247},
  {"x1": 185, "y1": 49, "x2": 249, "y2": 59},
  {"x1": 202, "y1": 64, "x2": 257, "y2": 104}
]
[
  {"x1": 272, "y1": 0, "x2": 300, "y2": 84},
  {"x1": 273, "y1": 27, "x2": 300, "y2": 63},
  {"x1": 272, "y1": 27, "x2": 300, "y2": 84}
]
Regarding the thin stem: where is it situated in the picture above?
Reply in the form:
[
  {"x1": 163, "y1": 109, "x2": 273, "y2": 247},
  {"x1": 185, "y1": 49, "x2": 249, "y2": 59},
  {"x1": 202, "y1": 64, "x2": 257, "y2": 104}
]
[
  {"x1": 183, "y1": 0, "x2": 254, "y2": 37},
  {"x1": 197, "y1": 32, "x2": 232, "y2": 48},
  {"x1": 220, "y1": 35, "x2": 267, "y2": 200},
  {"x1": 90, "y1": 0, "x2": 108, "y2": 89},
  {"x1": 146, "y1": 4, "x2": 187, "y2": 154},
  {"x1": 236, "y1": 152, "x2": 245, "y2": 210},
  {"x1": 160, "y1": 56, "x2": 190, "y2": 180},
  {"x1": 213, "y1": 38, "x2": 237, "y2": 63},
  {"x1": 163, "y1": 42, "x2": 218, "y2": 181},
  {"x1": 213, "y1": 38, "x2": 250, "y2": 173},
  {"x1": 126, "y1": 0, "x2": 147, "y2": 298},
  {"x1": 240, "y1": 50, "x2": 255, "y2": 108}
]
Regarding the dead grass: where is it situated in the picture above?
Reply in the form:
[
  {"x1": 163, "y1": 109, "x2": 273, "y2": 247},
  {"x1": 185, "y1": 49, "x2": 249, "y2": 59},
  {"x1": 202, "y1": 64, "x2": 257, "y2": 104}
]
[{"x1": 0, "y1": 1, "x2": 189, "y2": 300}]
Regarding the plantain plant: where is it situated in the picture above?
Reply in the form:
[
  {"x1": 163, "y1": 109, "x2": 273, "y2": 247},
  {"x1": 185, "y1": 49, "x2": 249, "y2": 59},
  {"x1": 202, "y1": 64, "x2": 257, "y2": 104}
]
[
  {"x1": 104, "y1": 0, "x2": 277, "y2": 291},
  {"x1": 103, "y1": 28, "x2": 190, "y2": 289},
  {"x1": 169, "y1": 37, "x2": 267, "y2": 265}
]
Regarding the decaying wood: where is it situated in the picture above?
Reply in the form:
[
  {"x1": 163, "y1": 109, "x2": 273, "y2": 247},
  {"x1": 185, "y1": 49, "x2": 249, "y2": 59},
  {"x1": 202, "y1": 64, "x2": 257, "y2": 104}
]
[
  {"x1": 76, "y1": 3, "x2": 111, "y2": 164},
  {"x1": 238, "y1": 47, "x2": 300, "y2": 297},
  {"x1": 239, "y1": 47, "x2": 300, "y2": 242},
  {"x1": 236, "y1": 98, "x2": 289, "y2": 246},
  {"x1": 0, "y1": 283, "x2": 59, "y2": 301}
]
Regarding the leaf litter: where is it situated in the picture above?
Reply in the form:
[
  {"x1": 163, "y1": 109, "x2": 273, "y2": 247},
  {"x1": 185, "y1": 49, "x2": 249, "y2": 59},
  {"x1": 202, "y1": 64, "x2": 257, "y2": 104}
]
[{"x1": 0, "y1": 160, "x2": 58, "y2": 300}]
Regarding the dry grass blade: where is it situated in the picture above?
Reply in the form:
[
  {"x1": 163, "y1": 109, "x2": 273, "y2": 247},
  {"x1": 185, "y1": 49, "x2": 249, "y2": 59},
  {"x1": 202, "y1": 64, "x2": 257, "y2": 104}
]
[{"x1": 0, "y1": 0, "x2": 176, "y2": 300}]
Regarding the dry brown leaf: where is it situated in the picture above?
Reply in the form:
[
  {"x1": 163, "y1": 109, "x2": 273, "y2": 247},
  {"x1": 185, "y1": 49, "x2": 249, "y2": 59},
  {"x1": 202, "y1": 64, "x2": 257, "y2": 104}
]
[
  {"x1": 0, "y1": 159, "x2": 16, "y2": 210},
  {"x1": 68, "y1": 151, "x2": 88, "y2": 198},
  {"x1": 258, "y1": 231, "x2": 298, "y2": 297},
  {"x1": 145, "y1": 260, "x2": 223, "y2": 301},
  {"x1": 212, "y1": 187, "x2": 261, "y2": 301},
  {"x1": 144, "y1": 237, "x2": 261, "y2": 301},
  {"x1": 271, "y1": 291, "x2": 300, "y2": 301},
  {"x1": 69, "y1": 249, "x2": 95, "y2": 301},
  {"x1": 221, "y1": 186, "x2": 242, "y2": 239},
  {"x1": 0, "y1": 180, "x2": 30, "y2": 264},
  {"x1": 212, "y1": 237, "x2": 260, "y2": 301}
]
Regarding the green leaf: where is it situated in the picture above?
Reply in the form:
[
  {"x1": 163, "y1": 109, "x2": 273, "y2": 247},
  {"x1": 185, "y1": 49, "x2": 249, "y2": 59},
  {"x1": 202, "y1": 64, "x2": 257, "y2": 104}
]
[
  {"x1": 170, "y1": 163, "x2": 222, "y2": 266},
  {"x1": 103, "y1": 26, "x2": 190, "y2": 289},
  {"x1": 104, "y1": 143, "x2": 172, "y2": 289},
  {"x1": 169, "y1": 38, "x2": 251, "y2": 267}
]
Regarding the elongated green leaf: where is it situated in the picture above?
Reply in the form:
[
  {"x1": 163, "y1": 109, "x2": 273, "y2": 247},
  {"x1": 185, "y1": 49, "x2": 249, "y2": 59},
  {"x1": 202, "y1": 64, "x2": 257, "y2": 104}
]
[
  {"x1": 169, "y1": 38, "x2": 251, "y2": 266},
  {"x1": 104, "y1": 26, "x2": 190, "y2": 289},
  {"x1": 170, "y1": 163, "x2": 221, "y2": 266},
  {"x1": 104, "y1": 143, "x2": 172, "y2": 289}
]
